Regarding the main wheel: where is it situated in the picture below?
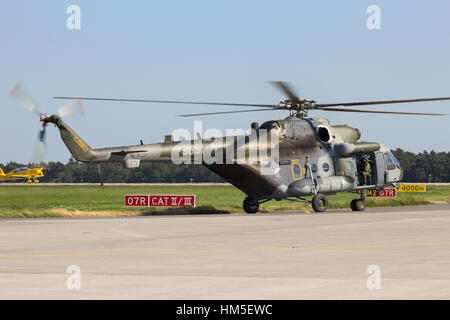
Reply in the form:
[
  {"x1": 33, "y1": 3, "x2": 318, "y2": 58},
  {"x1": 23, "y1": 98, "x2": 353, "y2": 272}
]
[
  {"x1": 243, "y1": 197, "x2": 259, "y2": 214},
  {"x1": 351, "y1": 199, "x2": 366, "y2": 211},
  {"x1": 350, "y1": 199, "x2": 357, "y2": 211},
  {"x1": 312, "y1": 193, "x2": 328, "y2": 212}
]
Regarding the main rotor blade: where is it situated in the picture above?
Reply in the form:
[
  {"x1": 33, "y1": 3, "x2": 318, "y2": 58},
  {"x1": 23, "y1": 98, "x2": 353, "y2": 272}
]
[
  {"x1": 178, "y1": 108, "x2": 278, "y2": 117},
  {"x1": 316, "y1": 107, "x2": 446, "y2": 116},
  {"x1": 54, "y1": 96, "x2": 274, "y2": 108},
  {"x1": 269, "y1": 81, "x2": 301, "y2": 105},
  {"x1": 317, "y1": 97, "x2": 450, "y2": 108}
]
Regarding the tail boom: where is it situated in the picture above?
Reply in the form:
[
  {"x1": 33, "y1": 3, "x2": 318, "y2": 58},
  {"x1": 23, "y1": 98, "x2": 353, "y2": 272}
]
[{"x1": 41, "y1": 115, "x2": 97, "y2": 162}]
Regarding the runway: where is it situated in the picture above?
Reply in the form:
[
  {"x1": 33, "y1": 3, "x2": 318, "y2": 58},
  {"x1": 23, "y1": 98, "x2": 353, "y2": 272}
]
[{"x1": 1, "y1": 205, "x2": 449, "y2": 299}]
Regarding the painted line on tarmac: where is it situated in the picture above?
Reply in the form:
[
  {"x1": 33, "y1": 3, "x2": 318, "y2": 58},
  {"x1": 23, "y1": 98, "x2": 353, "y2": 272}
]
[{"x1": 1, "y1": 241, "x2": 450, "y2": 259}]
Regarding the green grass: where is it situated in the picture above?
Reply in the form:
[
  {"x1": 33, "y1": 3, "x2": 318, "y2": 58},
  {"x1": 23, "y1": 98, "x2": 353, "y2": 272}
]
[{"x1": 0, "y1": 185, "x2": 448, "y2": 218}]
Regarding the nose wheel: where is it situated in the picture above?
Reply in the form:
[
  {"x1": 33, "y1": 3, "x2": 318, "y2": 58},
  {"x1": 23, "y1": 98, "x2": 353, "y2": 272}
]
[
  {"x1": 243, "y1": 197, "x2": 259, "y2": 214},
  {"x1": 351, "y1": 189, "x2": 367, "y2": 211},
  {"x1": 351, "y1": 199, "x2": 366, "y2": 211}
]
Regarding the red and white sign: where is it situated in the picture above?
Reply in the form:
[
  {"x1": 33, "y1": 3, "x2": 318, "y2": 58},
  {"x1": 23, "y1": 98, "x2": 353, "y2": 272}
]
[
  {"x1": 124, "y1": 195, "x2": 196, "y2": 207},
  {"x1": 124, "y1": 195, "x2": 150, "y2": 207},
  {"x1": 366, "y1": 188, "x2": 397, "y2": 197}
]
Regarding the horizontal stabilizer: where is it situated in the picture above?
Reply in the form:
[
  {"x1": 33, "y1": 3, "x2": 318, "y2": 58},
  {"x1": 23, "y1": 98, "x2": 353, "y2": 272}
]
[{"x1": 110, "y1": 150, "x2": 146, "y2": 156}]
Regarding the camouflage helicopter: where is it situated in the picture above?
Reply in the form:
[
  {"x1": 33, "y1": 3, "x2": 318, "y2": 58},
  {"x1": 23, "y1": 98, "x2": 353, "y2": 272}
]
[{"x1": 12, "y1": 82, "x2": 449, "y2": 213}]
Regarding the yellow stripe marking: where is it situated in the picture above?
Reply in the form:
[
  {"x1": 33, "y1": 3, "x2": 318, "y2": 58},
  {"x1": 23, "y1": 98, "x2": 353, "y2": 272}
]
[{"x1": 1, "y1": 241, "x2": 450, "y2": 259}]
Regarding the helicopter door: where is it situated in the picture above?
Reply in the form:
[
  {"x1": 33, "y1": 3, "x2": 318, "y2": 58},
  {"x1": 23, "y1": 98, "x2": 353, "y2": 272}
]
[
  {"x1": 291, "y1": 160, "x2": 304, "y2": 180},
  {"x1": 374, "y1": 151, "x2": 385, "y2": 187}
]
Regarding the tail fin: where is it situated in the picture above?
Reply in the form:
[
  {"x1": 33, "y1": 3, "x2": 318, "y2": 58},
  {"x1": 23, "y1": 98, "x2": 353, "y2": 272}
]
[
  {"x1": 0, "y1": 168, "x2": 4, "y2": 175},
  {"x1": 42, "y1": 115, "x2": 97, "y2": 162}
]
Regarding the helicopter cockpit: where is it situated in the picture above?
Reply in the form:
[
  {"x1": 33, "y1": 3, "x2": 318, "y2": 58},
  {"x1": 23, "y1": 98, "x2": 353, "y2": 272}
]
[
  {"x1": 355, "y1": 149, "x2": 402, "y2": 186},
  {"x1": 12, "y1": 167, "x2": 30, "y2": 173},
  {"x1": 384, "y1": 151, "x2": 401, "y2": 170},
  {"x1": 382, "y1": 150, "x2": 402, "y2": 184}
]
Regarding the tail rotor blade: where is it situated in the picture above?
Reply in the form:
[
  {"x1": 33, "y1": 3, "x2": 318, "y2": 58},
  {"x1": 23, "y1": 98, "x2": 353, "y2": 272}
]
[
  {"x1": 33, "y1": 127, "x2": 46, "y2": 164},
  {"x1": 38, "y1": 126, "x2": 47, "y2": 143},
  {"x1": 57, "y1": 99, "x2": 85, "y2": 118},
  {"x1": 33, "y1": 140, "x2": 45, "y2": 164},
  {"x1": 9, "y1": 82, "x2": 41, "y2": 116}
]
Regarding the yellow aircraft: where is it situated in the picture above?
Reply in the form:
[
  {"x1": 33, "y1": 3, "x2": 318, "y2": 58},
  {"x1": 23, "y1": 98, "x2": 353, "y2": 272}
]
[{"x1": 0, "y1": 167, "x2": 44, "y2": 183}]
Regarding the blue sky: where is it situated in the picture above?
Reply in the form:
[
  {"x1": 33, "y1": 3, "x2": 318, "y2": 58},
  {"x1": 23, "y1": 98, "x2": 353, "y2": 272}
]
[{"x1": 1, "y1": 1, "x2": 449, "y2": 163}]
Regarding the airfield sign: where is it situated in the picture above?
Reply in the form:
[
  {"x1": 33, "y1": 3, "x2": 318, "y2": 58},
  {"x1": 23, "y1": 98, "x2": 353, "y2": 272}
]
[
  {"x1": 366, "y1": 188, "x2": 397, "y2": 197},
  {"x1": 124, "y1": 195, "x2": 196, "y2": 207},
  {"x1": 397, "y1": 184, "x2": 426, "y2": 192}
]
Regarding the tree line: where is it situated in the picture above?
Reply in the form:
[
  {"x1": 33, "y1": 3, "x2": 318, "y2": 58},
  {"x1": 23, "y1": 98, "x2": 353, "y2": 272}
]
[
  {"x1": 391, "y1": 149, "x2": 449, "y2": 183},
  {"x1": 0, "y1": 148, "x2": 448, "y2": 183}
]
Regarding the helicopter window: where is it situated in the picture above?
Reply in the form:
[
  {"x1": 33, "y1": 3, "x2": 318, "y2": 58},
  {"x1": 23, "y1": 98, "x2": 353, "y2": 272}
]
[
  {"x1": 322, "y1": 163, "x2": 330, "y2": 172},
  {"x1": 384, "y1": 152, "x2": 396, "y2": 170},
  {"x1": 391, "y1": 153, "x2": 401, "y2": 168},
  {"x1": 291, "y1": 160, "x2": 303, "y2": 180},
  {"x1": 311, "y1": 164, "x2": 318, "y2": 173},
  {"x1": 346, "y1": 160, "x2": 353, "y2": 171}
]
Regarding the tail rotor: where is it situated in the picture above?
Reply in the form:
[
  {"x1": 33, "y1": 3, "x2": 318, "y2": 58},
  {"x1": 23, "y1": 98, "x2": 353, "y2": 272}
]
[{"x1": 9, "y1": 82, "x2": 85, "y2": 164}]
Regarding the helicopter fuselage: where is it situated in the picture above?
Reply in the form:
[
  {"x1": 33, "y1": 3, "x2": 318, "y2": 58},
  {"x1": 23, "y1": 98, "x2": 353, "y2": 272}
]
[
  {"x1": 44, "y1": 115, "x2": 402, "y2": 208},
  {"x1": 16, "y1": 80, "x2": 446, "y2": 213}
]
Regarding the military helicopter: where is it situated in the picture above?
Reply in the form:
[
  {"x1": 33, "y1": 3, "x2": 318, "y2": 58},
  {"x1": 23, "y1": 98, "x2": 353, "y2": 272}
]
[{"x1": 12, "y1": 82, "x2": 449, "y2": 213}]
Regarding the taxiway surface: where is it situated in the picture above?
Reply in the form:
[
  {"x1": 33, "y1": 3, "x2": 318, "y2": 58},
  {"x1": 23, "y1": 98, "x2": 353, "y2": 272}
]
[{"x1": 0, "y1": 205, "x2": 449, "y2": 299}]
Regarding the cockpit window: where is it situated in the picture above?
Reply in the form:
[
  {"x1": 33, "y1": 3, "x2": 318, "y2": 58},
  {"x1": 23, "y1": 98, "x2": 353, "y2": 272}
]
[
  {"x1": 391, "y1": 153, "x2": 401, "y2": 168},
  {"x1": 384, "y1": 152, "x2": 398, "y2": 170},
  {"x1": 12, "y1": 167, "x2": 30, "y2": 173}
]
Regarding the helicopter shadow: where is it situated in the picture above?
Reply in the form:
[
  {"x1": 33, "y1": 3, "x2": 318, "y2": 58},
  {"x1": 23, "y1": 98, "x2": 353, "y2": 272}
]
[{"x1": 141, "y1": 206, "x2": 231, "y2": 216}]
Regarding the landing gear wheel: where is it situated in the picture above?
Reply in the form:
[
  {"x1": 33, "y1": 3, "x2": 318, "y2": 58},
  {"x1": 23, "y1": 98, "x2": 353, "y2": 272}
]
[
  {"x1": 351, "y1": 199, "x2": 366, "y2": 211},
  {"x1": 243, "y1": 197, "x2": 259, "y2": 214},
  {"x1": 350, "y1": 199, "x2": 357, "y2": 211},
  {"x1": 312, "y1": 193, "x2": 328, "y2": 212}
]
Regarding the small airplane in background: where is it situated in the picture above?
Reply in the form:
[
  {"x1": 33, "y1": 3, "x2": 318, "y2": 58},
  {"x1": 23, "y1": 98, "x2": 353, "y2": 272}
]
[{"x1": 0, "y1": 166, "x2": 44, "y2": 183}]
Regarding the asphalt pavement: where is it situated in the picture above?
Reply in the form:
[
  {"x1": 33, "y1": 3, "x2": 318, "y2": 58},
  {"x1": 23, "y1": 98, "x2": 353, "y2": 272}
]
[{"x1": 0, "y1": 205, "x2": 449, "y2": 299}]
